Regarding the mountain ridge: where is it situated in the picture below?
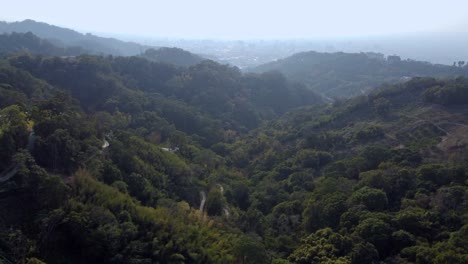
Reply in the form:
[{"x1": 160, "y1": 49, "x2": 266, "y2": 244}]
[
  {"x1": 0, "y1": 19, "x2": 150, "y2": 56},
  {"x1": 251, "y1": 50, "x2": 468, "y2": 98}
]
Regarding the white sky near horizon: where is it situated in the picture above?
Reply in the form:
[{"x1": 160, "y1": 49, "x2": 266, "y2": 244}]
[{"x1": 1, "y1": 0, "x2": 468, "y2": 39}]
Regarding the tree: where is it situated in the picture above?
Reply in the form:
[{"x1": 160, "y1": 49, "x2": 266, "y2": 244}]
[
  {"x1": 234, "y1": 236, "x2": 269, "y2": 264},
  {"x1": 354, "y1": 217, "x2": 392, "y2": 257},
  {"x1": 230, "y1": 180, "x2": 251, "y2": 210},
  {"x1": 391, "y1": 230, "x2": 416, "y2": 252},
  {"x1": 0, "y1": 105, "x2": 29, "y2": 167},
  {"x1": 206, "y1": 187, "x2": 225, "y2": 216},
  {"x1": 304, "y1": 192, "x2": 348, "y2": 231},
  {"x1": 26, "y1": 258, "x2": 47, "y2": 264},
  {"x1": 34, "y1": 128, "x2": 81, "y2": 173},
  {"x1": 295, "y1": 149, "x2": 333, "y2": 169},
  {"x1": 350, "y1": 242, "x2": 379, "y2": 264},
  {"x1": 373, "y1": 97, "x2": 391, "y2": 117},
  {"x1": 351, "y1": 187, "x2": 388, "y2": 211},
  {"x1": 288, "y1": 228, "x2": 352, "y2": 264},
  {"x1": 449, "y1": 223, "x2": 468, "y2": 250},
  {"x1": 395, "y1": 207, "x2": 433, "y2": 237}
]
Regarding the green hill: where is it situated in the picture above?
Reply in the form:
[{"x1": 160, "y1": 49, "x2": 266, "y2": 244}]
[
  {"x1": 0, "y1": 48, "x2": 466, "y2": 263},
  {"x1": 0, "y1": 19, "x2": 150, "y2": 56},
  {"x1": 141, "y1": 47, "x2": 205, "y2": 67},
  {"x1": 223, "y1": 76, "x2": 468, "y2": 262},
  {"x1": 251, "y1": 51, "x2": 468, "y2": 98},
  {"x1": 0, "y1": 20, "x2": 223, "y2": 69},
  {"x1": 0, "y1": 32, "x2": 86, "y2": 57}
]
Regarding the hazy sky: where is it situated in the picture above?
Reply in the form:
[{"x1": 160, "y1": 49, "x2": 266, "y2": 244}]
[{"x1": 2, "y1": 0, "x2": 468, "y2": 39}]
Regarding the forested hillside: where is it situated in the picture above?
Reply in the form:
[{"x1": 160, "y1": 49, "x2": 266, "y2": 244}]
[
  {"x1": 224, "y1": 77, "x2": 468, "y2": 263},
  {"x1": 0, "y1": 30, "x2": 210, "y2": 71},
  {"x1": 0, "y1": 20, "x2": 150, "y2": 56},
  {"x1": 0, "y1": 49, "x2": 467, "y2": 264},
  {"x1": 252, "y1": 51, "x2": 468, "y2": 98},
  {"x1": 141, "y1": 48, "x2": 205, "y2": 67},
  {"x1": 0, "y1": 32, "x2": 86, "y2": 57}
]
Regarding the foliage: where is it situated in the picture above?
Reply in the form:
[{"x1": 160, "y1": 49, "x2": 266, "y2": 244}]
[
  {"x1": 141, "y1": 47, "x2": 204, "y2": 67},
  {"x1": 252, "y1": 51, "x2": 468, "y2": 98},
  {"x1": 0, "y1": 50, "x2": 466, "y2": 264}
]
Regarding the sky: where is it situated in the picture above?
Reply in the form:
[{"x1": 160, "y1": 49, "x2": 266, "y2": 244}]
[{"x1": 1, "y1": 0, "x2": 468, "y2": 39}]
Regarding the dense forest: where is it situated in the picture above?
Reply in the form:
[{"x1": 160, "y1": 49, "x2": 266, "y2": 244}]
[
  {"x1": 0, "y1": 29, "x2": 467, "y2": 264},
  {"x1": 0, "y1": 20, "x2": 150, "y2": 56},
  {"x1": 251, "y1": 51, "x2": 468, "y2": 98},
  {"x1": 140, "y1": 48, "x2": 205, "y2": 67},
  {"x1": 0, "y1": 32, "x2": 86, "y2": 57}
]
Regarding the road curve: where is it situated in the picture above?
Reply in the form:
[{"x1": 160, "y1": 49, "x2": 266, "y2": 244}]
[{"x1": 199, "y1": 191, "x2": 206, "y2": 214}]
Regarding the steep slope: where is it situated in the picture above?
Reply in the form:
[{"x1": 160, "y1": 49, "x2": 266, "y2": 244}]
[
  {"x1": 251, "y1": 51, "x2": 468, "y2": 98},
  {"x1": 223, "y1": 77, "x2": 468, "y2": 262},
  {"x1": 8, "y1": 54, "x2": 322, "y2": 133}
]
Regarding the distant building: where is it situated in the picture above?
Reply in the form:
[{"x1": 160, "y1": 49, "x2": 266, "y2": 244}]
[
  {"x1": 399, "y1": 76, "x2": 412, "y2": 82},
  {"x1": 161, "y1": 147, "x2": 180, "y2": 153},
  {"x1": 387, "y1": 55, "x2": 401, "y2": 64},
  {"x1": 365, "y1": 52, "x2": 385, "y2": 61}
]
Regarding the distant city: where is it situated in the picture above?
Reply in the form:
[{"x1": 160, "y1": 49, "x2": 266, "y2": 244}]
[{"x1": 118, "y1": 32, "x2": 468, "y2": 69}]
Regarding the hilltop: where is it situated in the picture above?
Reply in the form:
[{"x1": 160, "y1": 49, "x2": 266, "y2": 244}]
[
  {"x1": 0, "y1": 32, "x2": 87, "y2": 56},
  {"x1": 0, "y1": 23, "x2": 207, "y2": 68},
  {"x1": 140, "y1": 47, "x2": 205, "y2": 67},
  {"x1": 0, "y1": 19, "x2": 149, "y2": 56},
  {"x1": 251, "y1": 51, "x2": 468, "y2": 98}
]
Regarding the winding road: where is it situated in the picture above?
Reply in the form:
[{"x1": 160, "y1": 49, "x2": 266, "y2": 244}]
[
  {"x1": 199, "y1": 191, "x2": 206, "y2": 214},
  {"x1": 217, "y1": 184, "x2": 230, "y2": 217},
  {"x1": 0, "y1": 165, "x2": 18, "y2": 183},
  {"x1": 0, "y1": 132, "x2": 35, "y2": 183},
  {"x1": 198, "y1": 185, "x2": 231, "y2": 218},
  {"x1": 82, "y1": 135, "x2": 111, "y2": 165},
  {"x1": 102, "y1": 138, "x2": 110, "y2": 149},
  {"x1": 1, "y1": 133, "x2": 110, "y2": 183}
]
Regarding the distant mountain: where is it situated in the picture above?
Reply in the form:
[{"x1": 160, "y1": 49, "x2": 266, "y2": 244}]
[
  {"x1": 0, "y1": 19, "x2": 149, "y2": 56},
  {"x1": 141, "y1": 47, "x2": 205, "y2": 67},
  {"x1": 0, "y1": 32, "x2": 86, "y2": 57},
  {"x1": 251, "y1": 51, "x2": 468, "y2": 98}
]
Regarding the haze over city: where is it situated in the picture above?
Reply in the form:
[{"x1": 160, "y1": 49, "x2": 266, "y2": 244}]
[{"x1": 2, "y1": 0, "x2": 468, "y2": 39}]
